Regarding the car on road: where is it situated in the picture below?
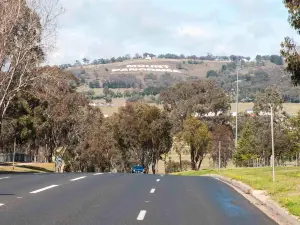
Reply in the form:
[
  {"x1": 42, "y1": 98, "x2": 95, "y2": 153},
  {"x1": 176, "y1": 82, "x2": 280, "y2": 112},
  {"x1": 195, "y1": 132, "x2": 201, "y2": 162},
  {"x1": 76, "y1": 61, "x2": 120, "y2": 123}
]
[{"x1": 131, "y1": 165, "x2": 145, "y2": 173}]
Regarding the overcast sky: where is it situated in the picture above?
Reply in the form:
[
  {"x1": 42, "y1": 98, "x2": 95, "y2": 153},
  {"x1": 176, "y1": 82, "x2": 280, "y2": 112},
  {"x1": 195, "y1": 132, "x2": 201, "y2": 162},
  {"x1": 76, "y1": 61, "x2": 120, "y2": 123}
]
[{"x1": 47, "y1": 0, "x2": 300, "y2": 65}]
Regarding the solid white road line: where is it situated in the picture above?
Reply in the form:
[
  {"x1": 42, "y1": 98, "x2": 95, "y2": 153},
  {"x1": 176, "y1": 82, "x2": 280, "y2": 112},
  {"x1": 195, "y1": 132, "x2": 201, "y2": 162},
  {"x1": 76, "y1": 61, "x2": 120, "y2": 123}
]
[
  {"x1": 70, "y1": 176, "x2": 86, "y2": 181},
  {"x1": 93, "y1": 173, "x2": 103, "y2": 175},
  {"x1": 137, "y1": 210, "x2": 147, "y2": 221},
  {"x1": 0, "y1": 177, "x2": 9, "y2": 180},
  {"x1": 0, "y1": 203, "x2": 4, "y2": 207},
  {"x1": 156, "y1": 179, "x2": 160, "y2": 182},
  {"x1": 150, "y1": 188, "x2": 155, "y2": 193},
  {"x1": 30, "y1": 185, "x2": 58, "y2": 194}
]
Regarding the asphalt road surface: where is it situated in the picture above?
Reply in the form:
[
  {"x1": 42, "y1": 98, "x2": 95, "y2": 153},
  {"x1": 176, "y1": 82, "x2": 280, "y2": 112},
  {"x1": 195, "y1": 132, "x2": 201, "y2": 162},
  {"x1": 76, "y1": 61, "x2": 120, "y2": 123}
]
[{"x1": 0, "y1": 173, "x2": 278, "y2": 225}]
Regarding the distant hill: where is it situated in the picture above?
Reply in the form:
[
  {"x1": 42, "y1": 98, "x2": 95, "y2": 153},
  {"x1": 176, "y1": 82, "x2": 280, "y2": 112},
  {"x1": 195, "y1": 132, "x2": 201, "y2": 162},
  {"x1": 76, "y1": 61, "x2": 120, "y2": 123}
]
[
  {"x1": 67, "y1": 58, "x2": 300, "y2": 103},
  {"x1": 66, "y1": 59, "x2": 226, "y2": 82}
]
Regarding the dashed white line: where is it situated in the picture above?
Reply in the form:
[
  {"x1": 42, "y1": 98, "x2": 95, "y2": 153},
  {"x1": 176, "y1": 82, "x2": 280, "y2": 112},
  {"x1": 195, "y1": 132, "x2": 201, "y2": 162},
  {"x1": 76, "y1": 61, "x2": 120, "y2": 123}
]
[
  {"x1": 0, "y1": 203, "x2": 4, "y2": 207},
  {"x1": 30, "y1": 185, "x2": 58, "y2": 194},
  {"x1": 93, "y1": 173, "x2": 103, "y2": 175},
  {"x1": 150, "y1": 188, "x2": 155, "y2": 193},
  {"x1": 0, "y1": 177, "x2": 9, "y2": 180},
  {"x1": 70, "y1": 176, "x2": 86, "y2": 181},
  {"x1": 137, "y1": 210, "x2": 147, "y2": 220},
  {"x1": 156, "y1": 179, "x2": 160, "y2": 182}
]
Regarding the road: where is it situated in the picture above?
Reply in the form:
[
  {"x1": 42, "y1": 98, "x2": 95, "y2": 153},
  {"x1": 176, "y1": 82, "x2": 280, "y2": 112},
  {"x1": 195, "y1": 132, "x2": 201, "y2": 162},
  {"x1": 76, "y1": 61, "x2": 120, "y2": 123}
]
[{"x1": 0, "y1": 173, "x2": 278, "y2": 225}]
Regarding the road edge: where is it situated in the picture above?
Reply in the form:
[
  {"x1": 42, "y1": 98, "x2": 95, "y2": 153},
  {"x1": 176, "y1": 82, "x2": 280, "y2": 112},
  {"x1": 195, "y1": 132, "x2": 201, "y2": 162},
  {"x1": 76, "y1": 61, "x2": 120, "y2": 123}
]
[{"x1": 207, "y1": 174, "x2": 300, "y2": 225}]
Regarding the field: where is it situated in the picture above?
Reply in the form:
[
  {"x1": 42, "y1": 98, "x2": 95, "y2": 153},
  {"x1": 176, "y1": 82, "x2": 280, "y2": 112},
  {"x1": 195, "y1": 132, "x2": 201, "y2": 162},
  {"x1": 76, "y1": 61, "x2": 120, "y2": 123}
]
[
  {"x1": 176, "y1": 167, "x2": 300, "y2": 217},
  {"x1": 230, "y1": 102, "x2": 300, "y2": 115}
]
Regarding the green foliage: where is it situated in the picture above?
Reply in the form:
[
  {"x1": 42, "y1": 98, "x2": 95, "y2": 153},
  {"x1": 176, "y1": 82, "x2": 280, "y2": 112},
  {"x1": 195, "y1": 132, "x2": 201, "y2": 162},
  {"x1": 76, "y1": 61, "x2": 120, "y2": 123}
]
[
  {"x1": 88, "y1": 81, "x2": 100, "y2": 89},
  {"x1": 160, "y1": 80, "x2": 231, "y2": 133},
  {"x1": 108, "y1": 103, "x2": 173, "y2": 173},
  {"x1": 281, "y1": 1, "x2": 300, "y2": 85},
  {"x1": 288, "y1": 111, "x2": 300, "y2": 155},
  {"x1": 234, "y1": 122, "x2": 259, "y2": 166},
  {"x1": 176, "y1": 63, "x2": 183, "y2": 69},
  {"x1": 206, "y1": 70, "x2": 218, "y2": 78},
  {"x1": 270, "y1": 55, "x2": 284, "y2": 65},
  {"x1": 180, "y1": 117, "x2": 212, "y2": 170},
  {"x1": 253, "y1": 86, "x2": 283, "y2": 114},
  {"x1": 187, "y1": 59, "x2": 203, "y2": 64}
]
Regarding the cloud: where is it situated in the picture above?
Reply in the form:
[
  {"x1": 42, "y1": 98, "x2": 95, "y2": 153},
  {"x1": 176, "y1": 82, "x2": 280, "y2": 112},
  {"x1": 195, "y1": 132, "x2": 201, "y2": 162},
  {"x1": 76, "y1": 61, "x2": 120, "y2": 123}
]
[{"x1": 46, "y1": 0, "x2": 300, "y2": 65}]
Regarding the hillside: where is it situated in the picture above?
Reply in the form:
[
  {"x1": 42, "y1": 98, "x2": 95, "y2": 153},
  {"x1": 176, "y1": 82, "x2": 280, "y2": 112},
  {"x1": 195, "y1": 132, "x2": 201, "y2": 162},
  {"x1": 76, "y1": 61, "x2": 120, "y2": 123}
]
[
  {"x1": 69, "y1": 58, "x2": 300, "y2": 104},
  {"x1": 67, "y1": 59, "x2": 227, "y2": 84}
]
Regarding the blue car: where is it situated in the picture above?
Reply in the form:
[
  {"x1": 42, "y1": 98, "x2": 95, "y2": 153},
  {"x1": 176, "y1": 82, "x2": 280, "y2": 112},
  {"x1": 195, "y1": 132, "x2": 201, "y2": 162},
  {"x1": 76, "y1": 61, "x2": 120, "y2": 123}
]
[{"x1": 131, "y1": 165, "x2": 145, "y2": 173}]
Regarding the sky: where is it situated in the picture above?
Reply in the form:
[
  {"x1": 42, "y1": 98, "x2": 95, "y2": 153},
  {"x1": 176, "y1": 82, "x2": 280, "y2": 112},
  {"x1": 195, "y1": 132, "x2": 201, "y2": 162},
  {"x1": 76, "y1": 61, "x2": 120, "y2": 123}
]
[{"x1": 47, "y1": 0, "x2": 300, "y2": 65}]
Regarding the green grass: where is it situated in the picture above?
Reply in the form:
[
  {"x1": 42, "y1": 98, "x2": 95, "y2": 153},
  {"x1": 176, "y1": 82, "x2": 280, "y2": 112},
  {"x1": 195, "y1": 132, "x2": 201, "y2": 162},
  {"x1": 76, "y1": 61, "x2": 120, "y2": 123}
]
[{"x1": 178, "y1": 167, "x2": 300, "y2": 217}]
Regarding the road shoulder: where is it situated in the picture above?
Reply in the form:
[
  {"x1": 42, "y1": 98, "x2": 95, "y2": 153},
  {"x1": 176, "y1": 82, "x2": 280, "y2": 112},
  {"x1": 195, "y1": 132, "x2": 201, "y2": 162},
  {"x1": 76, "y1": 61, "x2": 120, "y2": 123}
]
[{"x1": 207, "y1": 174, "x2": 300, "y2": 225}]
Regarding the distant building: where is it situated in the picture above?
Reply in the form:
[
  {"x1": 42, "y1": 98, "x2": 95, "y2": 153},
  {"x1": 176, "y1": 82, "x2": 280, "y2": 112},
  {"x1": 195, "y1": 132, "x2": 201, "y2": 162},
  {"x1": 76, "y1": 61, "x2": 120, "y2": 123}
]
[{"x1": 145, "y1": 55, "x2": 151, "y2": 60}]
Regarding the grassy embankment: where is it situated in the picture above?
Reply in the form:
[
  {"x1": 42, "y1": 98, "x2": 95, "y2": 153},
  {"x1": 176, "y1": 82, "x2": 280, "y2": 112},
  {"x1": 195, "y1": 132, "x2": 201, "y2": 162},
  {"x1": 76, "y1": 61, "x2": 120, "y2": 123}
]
[
  {"x1": 0, "y1": 163, "x2": 55, "y2": 173},
  {"x1": 176, "y1": 167, "x2": 300, "y2": 217}
]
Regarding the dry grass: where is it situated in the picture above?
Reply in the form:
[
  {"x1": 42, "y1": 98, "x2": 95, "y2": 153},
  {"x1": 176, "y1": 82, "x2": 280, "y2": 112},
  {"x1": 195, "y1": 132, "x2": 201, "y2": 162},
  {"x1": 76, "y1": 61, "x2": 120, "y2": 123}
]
[
  {"x1": 98, "y1": 102, "x2": 300, "y2": 117},
  {"x1": 0, "y1": 163, "x2": 55, "y2": 173},
  {"x1": 231, "y1": 103, "x2": 300, "y2": 115},
  {"x1": 70, "y1": 59, "x2": 228, "y2": 80}
]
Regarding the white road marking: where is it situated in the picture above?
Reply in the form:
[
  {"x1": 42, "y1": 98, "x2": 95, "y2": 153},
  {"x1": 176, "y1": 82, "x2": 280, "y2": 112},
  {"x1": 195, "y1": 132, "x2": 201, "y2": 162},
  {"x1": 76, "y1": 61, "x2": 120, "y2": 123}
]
[
  {"x1": 30, "y1": 185, "x2": 58, "y2": 194},
  {"x1": 17, "y1": 197, "x2": 22, "y2": 199},
  {"x1": 156, "y1": 179, "x2": 160, "y2": 182},
  {"x1": 150, "y1": 188, "x2": 155, "y2": 193},
  {"x1": 93, "y1": 173, "x2": 103, "y2": 175},
  {"x1": 0, "y1": 177, "x2": 9, "y2": 180},
  {"x1": 137, "y1": 210, "x2": 147, "y2": 220},
  {"x1": 0, "y1": 203, "x2": 4, "y2": 207},
  {"x1": 160, "y1": 175, "x2": 164, "y2": 177},
  {"x1": 70, "y1": 176, "x2": 86, "y2": 181}
]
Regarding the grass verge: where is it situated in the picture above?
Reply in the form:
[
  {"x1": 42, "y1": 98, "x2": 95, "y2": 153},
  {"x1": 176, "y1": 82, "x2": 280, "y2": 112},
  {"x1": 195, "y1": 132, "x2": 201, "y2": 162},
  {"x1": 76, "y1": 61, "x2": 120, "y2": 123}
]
[
  {"x1": 177, "y1": 167, "x2": 300, "y2": 217},
  {"x1": 0, "y1": 163, "x2": 55, "y2": 173}
]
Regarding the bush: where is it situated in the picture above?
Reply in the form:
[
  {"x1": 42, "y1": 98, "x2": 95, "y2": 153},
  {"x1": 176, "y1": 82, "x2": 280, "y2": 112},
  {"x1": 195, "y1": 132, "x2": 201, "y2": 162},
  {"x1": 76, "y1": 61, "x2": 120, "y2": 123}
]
[
  {"x1": 270, "y1": 55, "x2": 284, "y2": 65},
  {"x1": 126, "y1": 95, "x2": 143, "y2": 103},
  {"x1": 165, "y1": 160, "x2": 190, "y2": 173},
  {"x1": 176, "y1": 63, "x2": 183, "y2": 69},
  {"x1": 206, "y1": 70, "x2": 218, "y2": 78}
]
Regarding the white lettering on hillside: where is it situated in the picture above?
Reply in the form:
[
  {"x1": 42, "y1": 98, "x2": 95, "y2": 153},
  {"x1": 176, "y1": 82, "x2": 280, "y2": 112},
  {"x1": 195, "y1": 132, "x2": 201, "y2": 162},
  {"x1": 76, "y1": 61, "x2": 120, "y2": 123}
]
[
  {"x1": 126, "y1": 65, "x2": 169, "y2": 69},
  {"x1": 111, "y1": 65, "x2": 181, "y2": 73}
]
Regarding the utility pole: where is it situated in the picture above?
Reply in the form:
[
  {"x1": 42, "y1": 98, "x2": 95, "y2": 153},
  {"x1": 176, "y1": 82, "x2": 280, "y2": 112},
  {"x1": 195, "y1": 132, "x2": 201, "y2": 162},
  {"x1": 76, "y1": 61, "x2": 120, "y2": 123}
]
[
  {"x1": 271, "y1": 106, "x2": 275, "y2": 182},
  {"x1": 13, "y1": 137, "x2": 16, "y2": 170},
  {"x1": 235, "y1": 67, "x2": 239, "y2": 148},
  {"x1": 218, "y1": 141, "x2": 221, "y2": 172}
]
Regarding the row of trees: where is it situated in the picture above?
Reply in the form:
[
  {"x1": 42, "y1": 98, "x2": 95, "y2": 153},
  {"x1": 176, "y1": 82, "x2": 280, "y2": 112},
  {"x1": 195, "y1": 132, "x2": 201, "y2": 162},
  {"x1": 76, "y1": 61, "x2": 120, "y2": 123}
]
[
  {"x1": 235, "y1": 87, "x2": 300, "y2": 167},
  {"x1": 60, "y1": 54, "x2": 286, "y2": 70},
  {"x1": 60, "y1": 53, "x2": 285, "y2": 70}
]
